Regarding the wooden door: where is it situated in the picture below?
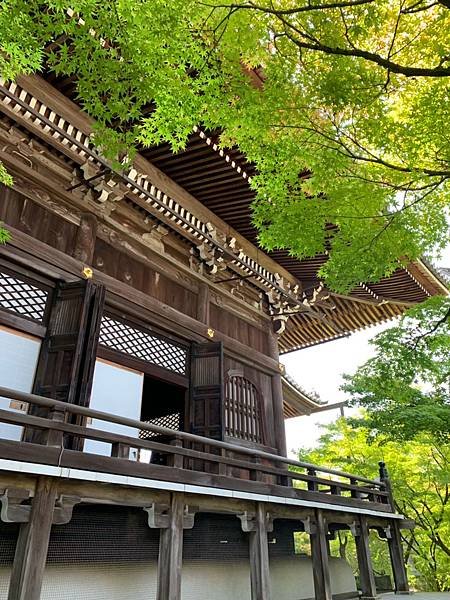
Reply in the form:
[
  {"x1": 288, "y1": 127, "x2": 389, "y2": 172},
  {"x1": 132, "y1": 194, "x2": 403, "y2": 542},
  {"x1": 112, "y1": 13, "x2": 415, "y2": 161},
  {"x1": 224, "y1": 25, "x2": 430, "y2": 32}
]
[
  {"x1": 189, "y1": 341, "x2": 224, "y2": 440},
  {"x1": 26, "y1": 279, "x2": 105, "y2": 445}
]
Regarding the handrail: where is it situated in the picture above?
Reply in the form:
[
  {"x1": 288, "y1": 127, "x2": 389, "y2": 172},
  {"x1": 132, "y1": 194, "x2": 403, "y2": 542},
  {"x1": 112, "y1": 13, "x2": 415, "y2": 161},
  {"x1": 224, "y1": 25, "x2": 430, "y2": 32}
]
[{"x1": 0, "y1": 385, "x2": 383, "y2": 487}]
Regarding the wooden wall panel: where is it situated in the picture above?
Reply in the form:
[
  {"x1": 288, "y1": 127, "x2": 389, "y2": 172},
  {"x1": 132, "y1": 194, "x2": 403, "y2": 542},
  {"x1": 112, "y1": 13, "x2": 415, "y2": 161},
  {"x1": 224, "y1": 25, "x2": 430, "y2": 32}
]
[
  {"x1": 0, "y1": 186, "x2": 77, "y2": 255},
  {"x1": 93, "y1": 239, "x2": 197, "y2": 319},
  {"x1": 224, "y1": 355, "x2": 275, "y2": 450},
  {"x1": 210, "y1": 304, "x2": 268, "y2": 355}
]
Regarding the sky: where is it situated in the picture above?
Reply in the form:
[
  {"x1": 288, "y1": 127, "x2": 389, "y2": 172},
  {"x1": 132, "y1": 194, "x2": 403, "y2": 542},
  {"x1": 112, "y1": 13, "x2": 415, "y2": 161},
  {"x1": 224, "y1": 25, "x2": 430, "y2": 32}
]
[{"x1": 282, "y1": 248, "x2": 450, "y2": 457}]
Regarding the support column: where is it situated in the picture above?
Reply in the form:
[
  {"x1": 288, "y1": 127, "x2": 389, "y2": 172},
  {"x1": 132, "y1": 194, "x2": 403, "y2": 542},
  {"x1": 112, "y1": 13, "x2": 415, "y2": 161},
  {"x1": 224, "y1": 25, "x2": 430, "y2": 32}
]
[
  {"x1": 268, "y1": 330, "x2": 287, "y2": 458},
  {"x1": 310, "y1": 510, "x2": 332, "y2": 600},
  {"x1": 387, "y1": 523, "x2": 409, "y2": 594},
  {"x1": 379, "y1": 462, "x2": 409, "y2": 594},
  {"x1": 73, "y1": 212, "x2": 97, "y2": 264},
  {"x1": 239, "y1": 504, "x2": 272, "y2": 600},
  {"x1": 145, "y1": 494, "x2": 195, "y2": 600},
  {"x1": 196, "y1": 282, "x2": 210, "y2": 325},
  {"x1": 8, "y1": 477, "x2": 57, "y2": 600},
  {"x1": 352, "y1": 517, "x2": 378, "y2": 599}
]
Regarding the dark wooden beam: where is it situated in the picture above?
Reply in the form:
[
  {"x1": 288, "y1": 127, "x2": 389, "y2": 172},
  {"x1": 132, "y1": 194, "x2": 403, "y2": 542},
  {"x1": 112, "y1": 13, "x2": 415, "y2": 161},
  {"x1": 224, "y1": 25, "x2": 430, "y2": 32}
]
[
  {"x1": 354, "y1": 516, "x2": 377, "y2": 599},
  {"x1": 8, "y1": 476, "x2": 57, "y2": 600},
  {"x1": 310, "y1": 509, "x2": 332, "y2": 600}
]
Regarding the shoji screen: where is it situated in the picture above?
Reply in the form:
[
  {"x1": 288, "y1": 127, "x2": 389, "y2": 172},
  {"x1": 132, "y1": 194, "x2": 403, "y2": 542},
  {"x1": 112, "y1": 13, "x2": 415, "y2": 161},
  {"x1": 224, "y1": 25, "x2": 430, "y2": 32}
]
[
  {"x1": 0, "y1": 325, "x2": 41, "y2": 440},
  {"x1": 84, "y1": 359, "x2": 144, "y2": 457}
]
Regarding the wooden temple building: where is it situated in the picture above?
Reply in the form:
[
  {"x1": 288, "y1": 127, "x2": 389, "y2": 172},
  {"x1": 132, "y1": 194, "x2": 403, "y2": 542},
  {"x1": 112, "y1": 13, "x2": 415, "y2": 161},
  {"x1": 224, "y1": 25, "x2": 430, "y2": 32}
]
[{"x1": 0, "y1": 72, "x2": 447, "y2": 600}]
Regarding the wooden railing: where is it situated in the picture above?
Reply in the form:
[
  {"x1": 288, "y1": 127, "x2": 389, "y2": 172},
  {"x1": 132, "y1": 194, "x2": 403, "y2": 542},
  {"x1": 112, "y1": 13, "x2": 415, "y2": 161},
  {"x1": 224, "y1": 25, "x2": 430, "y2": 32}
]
[{"x1": 0, "y1": 386, "x2": 392, "y2": 511}]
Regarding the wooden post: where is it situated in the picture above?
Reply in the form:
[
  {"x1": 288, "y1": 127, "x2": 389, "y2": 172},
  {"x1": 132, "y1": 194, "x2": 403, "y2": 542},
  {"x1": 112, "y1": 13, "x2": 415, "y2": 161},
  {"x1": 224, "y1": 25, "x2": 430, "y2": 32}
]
[
  {"x1": 268, "y1": 330, "x2": 287, "y2": 458},
  {"x1": 157, "y1": 493, "x2": 186, "y2": 600},
  {"x1": 240, "y1": 504, "x2": 272, "y2": 600},
  {"x1": 354, "y1": 517, "x2": 378, "y2": 599},
  {"x1": 196, "y1": 282, "x2": 210, "y2": 325},
  {"x1": 378, "y1": 462, "x2": 409, "y2": 594},
  {"x1": 73, "y1": 213, "x2": 97, "y2": 264},
  {"x1": 8, "y1": 477, "x2": 57, "y2": 600},
  {"x1": 310, "y1": 510, "x2": 332, "y2": 600},
  {"x1": 387, "y1": 523, "x2": 409, "y2": 594}
]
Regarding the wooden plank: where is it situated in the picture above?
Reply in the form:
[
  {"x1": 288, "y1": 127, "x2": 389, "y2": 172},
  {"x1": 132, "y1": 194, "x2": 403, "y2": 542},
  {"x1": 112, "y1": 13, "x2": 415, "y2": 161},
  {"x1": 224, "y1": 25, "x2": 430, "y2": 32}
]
[
  {"x1": 0, "y1": 310, "x2": 46, "y2": 339},
  {"x1": 8, "y1": 476, "x2": 57, "y2": 600},
  {"x1": 249, "y1": 503, "x2": 272, "y2": 600},
  {"x1": 310, "y1": 509, "x2": 332, "y2": 600},
  {"x1": 354, "y1": 516, "x2": 377, "y2": 599},
  {"x1": 157, "y1": 493, "x2": 185, "y2": 600}
]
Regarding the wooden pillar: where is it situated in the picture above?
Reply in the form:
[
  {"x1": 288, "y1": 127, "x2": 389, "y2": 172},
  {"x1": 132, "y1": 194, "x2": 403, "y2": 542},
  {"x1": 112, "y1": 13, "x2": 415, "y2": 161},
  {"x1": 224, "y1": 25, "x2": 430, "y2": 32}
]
[
  {"x1": 156, "y1": 493, "x2": 193, "y2": 600},
  {"x1": 196, "y1": 282, "x2": 210, "y2": 325},
  {"x1": 240, "y1": 505, "x2": 272, "y2": 600},
  {"x1": 354, "y1": 517, "x2": 377, "y2": 599},
  {"x1": 268, "y1": 330, "x2": 287, "y2": 457},
  {"x1": 378, "y1": 462, "x2": 409, "y2": 594},
  {"x1": 73, "y1": 212, "x2": 97, "y2": 264},
  {"x1": 8, "y1": 477, "x2": 57, "y2": 600},
  {"x1": 310, "y1": 510, "x2": 332, "y2": 600},
  {"x1": 387, "y1": 522, "x2": 409, "y2": 594}
]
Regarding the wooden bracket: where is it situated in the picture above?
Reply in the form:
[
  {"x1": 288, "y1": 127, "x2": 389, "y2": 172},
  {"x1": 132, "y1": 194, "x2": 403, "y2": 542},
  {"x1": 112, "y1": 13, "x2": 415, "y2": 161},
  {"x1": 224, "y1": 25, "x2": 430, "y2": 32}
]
[
  {"x1": 145, "y1": 502, "x2": 196, "y2": 530},
  {"x1": 300, "y1": 516, "x2": 316, "y2": 535},
  {"x1": 0, "y1": 489, "x2": 79, "y2": 524},
  {"x1": 374, "y1": 525, "x2": 392, "y2": 540},
  {"x1": 349, "y1": 520, "x2": 360, "y2": 537},
  {"x1": 53, "y1": 495, "x2": 81, "y2": 525},
  {"x1": 238, "y1": 510, "x2": 274, "y2": 533},
  {"x1": 0, "y1": 488, "x2": 31, "y2": 523}
]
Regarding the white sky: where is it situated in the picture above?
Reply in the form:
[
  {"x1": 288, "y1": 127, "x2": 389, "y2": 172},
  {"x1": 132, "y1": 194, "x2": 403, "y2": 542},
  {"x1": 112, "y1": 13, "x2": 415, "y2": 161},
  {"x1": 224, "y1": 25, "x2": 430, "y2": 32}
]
[{"x1": 282, "y1": 248, "x2": 450, "y2": 457}]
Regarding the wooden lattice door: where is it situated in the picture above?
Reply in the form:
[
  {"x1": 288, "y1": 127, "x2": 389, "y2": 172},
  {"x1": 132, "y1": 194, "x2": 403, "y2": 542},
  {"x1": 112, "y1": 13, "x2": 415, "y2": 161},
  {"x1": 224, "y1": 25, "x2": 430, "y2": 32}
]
[
  {"x1": 189, "y1": 341, "x2": 224, "y2": 440},
  {"x1": 26, "y1": 279, "x2": 105, "y2": 446},
  {"x1": 225, "y1": 372, "x2": 266, "y2": 445}
]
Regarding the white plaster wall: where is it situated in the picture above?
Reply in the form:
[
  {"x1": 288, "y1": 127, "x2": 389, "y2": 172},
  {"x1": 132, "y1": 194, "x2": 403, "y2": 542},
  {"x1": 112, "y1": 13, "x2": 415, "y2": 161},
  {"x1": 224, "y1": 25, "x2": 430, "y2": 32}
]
[
  {"x1": 0, "y1": 556, "x2": 356, "y2": 600},
  {"x1": 84, "y1": 359, "x2": 144, "y2": 457},
  {"x1": 0, "y1": 326, "x2": 41, "y2": 441}
]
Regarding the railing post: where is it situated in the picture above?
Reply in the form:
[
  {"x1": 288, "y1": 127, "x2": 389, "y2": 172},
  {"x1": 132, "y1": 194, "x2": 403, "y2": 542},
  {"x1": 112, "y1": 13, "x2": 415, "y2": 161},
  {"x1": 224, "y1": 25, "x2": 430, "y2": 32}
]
[
  {"x1": 307, "y1": 468, "x2": 318, "y2": 492},
  {"x1": 111, "y1": 442, "x2": 130, "y2": 459},
  {"x1": 8, "y1": 477, "x2": 57, "y2": 600},
  {"x1": 218, "y1": 448, "x2": 228, "y2": 477},
  {"x1": 250, "y1": 455, "x2": 263, "y2": 482},
  {"x1": 169, "y1": 435, "x2": 184, "y2": 469},
  {"x1": 44, "y1": 407, "x2": 65, "y2": 448},
  {"x1": 310, "y1": 509, "x2": 332, "y2": 600},
  {"x1": 379, "y1": 462, "x2": 409, "y2": 594}
]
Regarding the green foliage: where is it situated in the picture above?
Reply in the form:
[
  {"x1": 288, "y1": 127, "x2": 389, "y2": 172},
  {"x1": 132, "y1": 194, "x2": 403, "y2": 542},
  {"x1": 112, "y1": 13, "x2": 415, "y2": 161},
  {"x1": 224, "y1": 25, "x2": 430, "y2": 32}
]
[
  {"x1": 343, "y1": 295, "x2": 450, "y2": 441},
  {"x1": 299, "y1": 419, "x2": 450, "y2": 591},
  {"x1": 0, "y1": 0, "x2": 449, "y2": 290}
]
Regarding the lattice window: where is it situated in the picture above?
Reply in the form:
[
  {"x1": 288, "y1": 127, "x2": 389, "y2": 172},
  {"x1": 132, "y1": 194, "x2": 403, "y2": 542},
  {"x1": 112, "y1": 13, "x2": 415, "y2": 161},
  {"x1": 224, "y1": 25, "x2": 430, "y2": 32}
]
[
  {"x1": 99, "y1": 315, "x2": 187, "y2": 375},
  {"x1": 0, "y1": 270, "x2": 49, "y2": 322},
  {"x1": 139, "y1": 412, "x2": 182, "y2": 440},
  {"x1": 225, "y1": 375, "x2": 265, "y2": 444}
]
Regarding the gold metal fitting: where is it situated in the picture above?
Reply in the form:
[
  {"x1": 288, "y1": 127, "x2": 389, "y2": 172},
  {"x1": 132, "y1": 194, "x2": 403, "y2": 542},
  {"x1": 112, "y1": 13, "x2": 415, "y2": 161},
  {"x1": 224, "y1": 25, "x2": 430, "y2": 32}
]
[
  {"x1": 207, "y1": 328, "x2": 215, "y2": 339},
  {"x1": 82, "y1": 266, "x2": 93, "y2": 279}
]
